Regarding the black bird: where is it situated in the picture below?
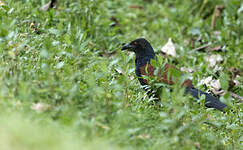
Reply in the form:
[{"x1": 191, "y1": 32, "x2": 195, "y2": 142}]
[{"x1": 121, "y1": 38, "x2": 227, "y2": 111}]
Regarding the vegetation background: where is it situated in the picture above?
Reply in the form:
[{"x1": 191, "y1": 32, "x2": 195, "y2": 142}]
[{"x1": 0, "y1": 0, "x2": 242, "y2": 149}]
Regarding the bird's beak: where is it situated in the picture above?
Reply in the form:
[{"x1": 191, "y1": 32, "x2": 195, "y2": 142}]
[{"x1": 121, "y1": 43, "x2": 135, "y2": 51}]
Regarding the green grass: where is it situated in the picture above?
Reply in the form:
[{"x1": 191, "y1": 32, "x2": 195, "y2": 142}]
[{"x1": 0, "y1": 0, "x2": 242, "y2": 149}]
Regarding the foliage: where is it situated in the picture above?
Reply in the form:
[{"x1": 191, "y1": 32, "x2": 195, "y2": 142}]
[{"x1": 0, "y1": 0, "x2": 242, "y2": 149}]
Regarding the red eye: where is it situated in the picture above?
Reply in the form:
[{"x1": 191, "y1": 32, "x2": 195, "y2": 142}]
[{"x1": 132, "y1": 42, "x2": 137, "y2": 45}]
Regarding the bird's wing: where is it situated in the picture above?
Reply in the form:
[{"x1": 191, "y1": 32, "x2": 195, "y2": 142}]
[{"x1": 139, "y1": 63, "x2": 193, "y2": 87}]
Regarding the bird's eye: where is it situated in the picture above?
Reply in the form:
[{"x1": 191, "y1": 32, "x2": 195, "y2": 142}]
[{"x1": 132, "y1": 42, "x2": 137, "y2": 45}]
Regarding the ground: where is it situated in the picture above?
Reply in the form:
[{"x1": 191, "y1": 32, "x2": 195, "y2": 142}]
[{"x1": 0, "y1": 0, "x2": 242, "y2": 150}]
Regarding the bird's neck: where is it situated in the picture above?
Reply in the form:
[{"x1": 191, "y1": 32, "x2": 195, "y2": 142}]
[{"x1": 135, "y1": 54, "x2": 155, "y2": 68}]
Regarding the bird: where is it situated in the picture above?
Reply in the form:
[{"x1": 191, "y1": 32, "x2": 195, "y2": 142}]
[{"x1": 121, "y1": 38, "x2": 227, "y2": 111}]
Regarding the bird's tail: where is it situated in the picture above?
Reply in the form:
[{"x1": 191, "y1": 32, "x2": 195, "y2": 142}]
[{"x1": 185, "y1": 87, "x2": 227, "y2": 111}]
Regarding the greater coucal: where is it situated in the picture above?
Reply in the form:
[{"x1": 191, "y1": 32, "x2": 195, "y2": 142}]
[{"x1": 121, "y1": 38, "x2": 227, "y2": 111}]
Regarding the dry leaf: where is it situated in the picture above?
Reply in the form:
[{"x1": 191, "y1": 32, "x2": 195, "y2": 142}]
[
  {"x1": 210, "y1": 79, "x2": 221, "y2": 91},
  {"x1": 130, "y1": 5, "x2": 143, "y2": 9},
  {"x1": 199, "y1": 76, "x2": 213, "y2": 86},
  {"x1": 31, "y1": 102, "x2": 50, "y2": 112},
  {"x1": 204, "y1": 54, "x2": 223, "y2": 67},
  {"x1": 199, "y1": 77, "x2": 225, "y2": 96},
  {"x1": 213, "y1": 65, "x2": 223, "y2": 72},
  {"x1": 161, "y1": 38, "x2": 176, "y2": 57}
]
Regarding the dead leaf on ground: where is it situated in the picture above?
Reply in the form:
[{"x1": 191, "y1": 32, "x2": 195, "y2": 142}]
[
  {"x1": 41, "y1": 0, "x2": 57, "y2": 11},
  {"x1": 204, "y1": 54, "x2": 223, "y2": 67},
  {"x1": 161, "y1": 38, "x2": 176, "y2": 57},
  {"x1": 200, "y1": 76, "x2": 243, "y2": 98},
  {"x1": 200, "y1": 76, "x2": 213, "y2": 86},
  {"x1": 199, "y1": 77, "x2": 225, "y2": 96},
  {"x1": 130, "y1": 5, "x2": 143, "y2": 10},
  {"x1": 210, "y1": 79, "x2": 221, "y2": 91}
]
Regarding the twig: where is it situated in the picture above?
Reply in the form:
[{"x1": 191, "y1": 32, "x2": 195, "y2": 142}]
[{"x1": 190, "y1": 43, "x2": 212, "y2": 53}]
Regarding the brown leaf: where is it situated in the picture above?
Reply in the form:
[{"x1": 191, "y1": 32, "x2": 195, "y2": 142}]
[{"x1": 130, "y1": 5, "x2": 143, "y2": 10}]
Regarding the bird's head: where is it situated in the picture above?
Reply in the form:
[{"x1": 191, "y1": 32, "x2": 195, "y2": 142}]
[{"x1": 121, "y1": 38, "x2": 155, "y2": 58}]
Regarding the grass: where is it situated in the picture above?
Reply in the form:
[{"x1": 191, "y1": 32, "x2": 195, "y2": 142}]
[{"x1": 0, "y1": 0, "x2": 242, "y2": 149}]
